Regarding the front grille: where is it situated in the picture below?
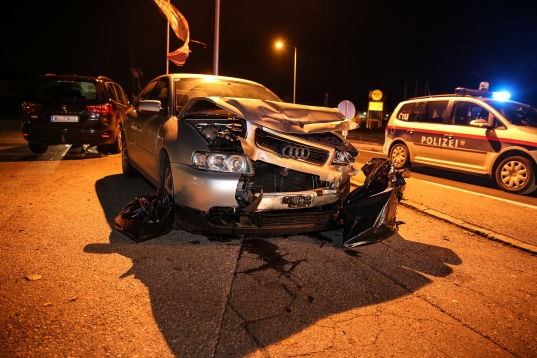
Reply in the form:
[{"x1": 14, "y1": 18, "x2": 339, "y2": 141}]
[
  {"x1": 255, "y1": 128, "x2": 330, "y2": 165},
  {"x1": 253, "y1": 209, "x2": 333, "y2": 227},
  {"x1": 249, "y1": 162, "x2": 319, "y2": 193}
]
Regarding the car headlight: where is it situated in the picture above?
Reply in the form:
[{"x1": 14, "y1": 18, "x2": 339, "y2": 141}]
[
  {"x1": 192, "y1": 152, "x2": 254, "y2": 174},
  {"x1": 332, "y1": 149, "x2": 356, "y2": 165}
]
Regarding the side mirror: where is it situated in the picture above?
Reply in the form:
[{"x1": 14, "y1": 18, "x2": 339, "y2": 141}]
[{"x1": 139, "y1": 100, "x2": 161, "y2": 113}]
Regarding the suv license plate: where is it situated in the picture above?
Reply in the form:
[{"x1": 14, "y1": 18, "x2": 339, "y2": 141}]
[
  {"x1": 282, "y1": 195, "x2": 313, "y2": 208},
  {"x1": 51, "y1": 115, "x2": 79, "y2": 122}
]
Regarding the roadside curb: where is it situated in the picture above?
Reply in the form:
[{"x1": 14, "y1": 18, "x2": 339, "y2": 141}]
[{"x1": 349, "y1": 178, "x2": 537, "y2": 255}]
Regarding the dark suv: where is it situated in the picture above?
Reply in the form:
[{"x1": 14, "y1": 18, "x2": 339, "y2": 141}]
[{"x1": 22, "y1": 74, "x2": 130, "y2": 153}]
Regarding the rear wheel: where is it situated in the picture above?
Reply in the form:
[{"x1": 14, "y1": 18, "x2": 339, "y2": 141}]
[
  {"x1": 108, "y1": 126, "x2": 122, "y2": 154},
  {"x1": 28, "y1": 143, "x2": 48, "y2": 153},
  {"x1": 495, "y1": 156, "x2": 536, "y2": 194},
  {"x1": 389, "y1": 143, "x2": 409, "y2": 169},
  {"x1": 121, "y1": 131, "x2": 137, "y2": 177}
]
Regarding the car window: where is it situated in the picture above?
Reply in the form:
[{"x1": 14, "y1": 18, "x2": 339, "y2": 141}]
[
  {"x1": 485, "y1": 101, "x2": 537, "y2": 128},
  {"x1": 396, "y1": 101, "x2": 448, "y2": 123},
  {"x1": 146, "y1": 78, "x2": 169, "y2": 110},
  {"x1": 451, "y1": 102, "x2": 489, "y2": 126},
  {"x1": 35, "y1": 78, "x2": 99, "y2": 101},
  {"x1": 174, "y1": 78, "x2": 281, "y2": 114},
  {"x1": 106, "y1": 83, "x2": 119, "y2": 102},
  {"x1": 114, "y1": 84, "x2": 129, "y2": 105},
  {"x1": 139, "y1": 80, "x2": 158, "y2": 102}
]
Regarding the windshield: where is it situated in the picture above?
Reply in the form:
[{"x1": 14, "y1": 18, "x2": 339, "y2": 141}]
[
  {"x1": 33, "y1": 78, "x2": 99, "y2": 101},
  {"x1": 485, "y1": 100, "x2": 537, "y2": 128},
  {"x1": 175, "y1": 78, "x2": 281, "y2": 113}
]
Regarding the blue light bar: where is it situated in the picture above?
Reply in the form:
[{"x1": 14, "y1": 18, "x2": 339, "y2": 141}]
[{"x1": 492, "y1": 91, "x2": 511, "y2": 100}]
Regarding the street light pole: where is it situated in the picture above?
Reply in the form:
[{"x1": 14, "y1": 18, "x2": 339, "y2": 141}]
[
  {"x1": 275, "y1": 41, "x2": 297, "y2": 103},
  {"x1": 292, "y1": 46, "x2": 296, "y2": 104}
]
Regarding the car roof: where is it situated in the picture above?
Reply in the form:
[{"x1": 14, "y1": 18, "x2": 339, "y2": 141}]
[
  {"x1": 40, "y1": 74, "x2": 116, "y2": 83},
  {"x1": 166, "y1": 73, "x2": 263, "y2": 86}
]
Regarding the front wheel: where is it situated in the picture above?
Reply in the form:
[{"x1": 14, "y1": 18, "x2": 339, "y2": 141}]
[
  {"x1": 389, "y1": 143, "x2": 410, "y2": 169},
  {"x1": 28, "y1": 143, "x2": 48, "y2": 153},
  {"x1": 161, "y1": 154, "x2": 174, "y2": 202},
  {"x1": 495, "y1": 156, "x2": 536, "y2": 195}
]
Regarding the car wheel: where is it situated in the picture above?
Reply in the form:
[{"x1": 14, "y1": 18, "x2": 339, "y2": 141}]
[
  {"x1": 161, "y1": 154, "x2": 174, "y2": 201},
  {"x1": 389, "y1": 143, "x2": 409, "y2": 169},
  {"x1": 28, "y1": 143, "x2": 48, "y2": 153},
  {"x1": 495, "y1": 156, "x2": 536, "y2": 194},
  {"x1": 121, "y1": 132, "x2": 137, "y2": 177},
  {"x1": 108, "y1": 126, "x2": 122, "y2": 154}
]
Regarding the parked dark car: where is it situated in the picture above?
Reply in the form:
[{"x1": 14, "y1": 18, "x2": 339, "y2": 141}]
[{"x1": 22, "y1": 74, "x2": 130, "y2": 153}]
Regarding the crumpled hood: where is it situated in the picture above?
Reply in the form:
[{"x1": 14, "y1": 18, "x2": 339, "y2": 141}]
[{"x1": 186, "y1": 97, "x2": 358, "y2": 134}]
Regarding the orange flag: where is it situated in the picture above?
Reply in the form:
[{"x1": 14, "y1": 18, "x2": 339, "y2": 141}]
[{"x1": 152, "y1": 0, "x2": 190, "y2": 66}]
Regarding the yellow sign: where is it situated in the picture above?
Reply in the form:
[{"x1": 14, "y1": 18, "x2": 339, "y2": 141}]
[
  {"x1": 368, "y1": 101, "x2": 383, "y2": 111},
  {"x1": 371, "y1": 89, "x2": 383, "y2": 101}
]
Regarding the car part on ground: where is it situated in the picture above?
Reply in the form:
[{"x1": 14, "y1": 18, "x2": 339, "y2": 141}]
[
  {"x1": 21, "y1": 74, "x2": 130, "y2": 154},
  {"x1": 122, "y1": 73, "x2": 407, "y2": 246},
  {"x1": 114, "y1": 187, "x2": 173, "y2": 242}
]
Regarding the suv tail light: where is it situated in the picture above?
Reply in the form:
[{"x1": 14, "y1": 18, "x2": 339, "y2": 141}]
[
  {"x1": 22, "y1": 102, "x2": 41, "y2": 113},
  {"x1": 87, "y1": 103, "x2": 114, "y2": 115}
]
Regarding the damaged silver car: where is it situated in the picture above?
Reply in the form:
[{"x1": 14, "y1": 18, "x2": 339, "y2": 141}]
[{"x1": 121, "y1": 74, "x2": 408, "y2": 247}]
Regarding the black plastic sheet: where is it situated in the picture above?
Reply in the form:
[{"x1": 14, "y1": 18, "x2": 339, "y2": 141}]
[{"x1": 114, "y1": 188, "x2": 174, "y2": 242}]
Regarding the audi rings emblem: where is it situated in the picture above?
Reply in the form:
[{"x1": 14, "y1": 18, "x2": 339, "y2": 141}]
[{"x1": 282, "y1": 145, "x2": 310, "y2": 159}]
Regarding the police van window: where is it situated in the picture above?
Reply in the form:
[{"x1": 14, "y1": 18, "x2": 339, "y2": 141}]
[
  {"x1": 396, "y1": 103, "x2": 415, "y2": 121},
  {"x1": 420, "y1": 101, "x2": 448, "y2": 124},
  {"x1": 451, "y1": 102, "x2": 489, "y2": 126},
  {"x1": 486, "y1": 101, "x2": 537, "y2": 128}
]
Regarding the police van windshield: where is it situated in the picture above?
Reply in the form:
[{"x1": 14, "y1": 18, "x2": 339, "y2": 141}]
[{"x1": 485, "y1": 100, "x2": 537, "y2": 128}]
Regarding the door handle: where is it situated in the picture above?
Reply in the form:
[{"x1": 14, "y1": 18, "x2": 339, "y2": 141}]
[{"x1": 444, "y1": 133, "x2": 453, "y2": 139}]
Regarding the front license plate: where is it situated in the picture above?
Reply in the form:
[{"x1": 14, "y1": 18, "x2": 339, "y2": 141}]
[
  {"x1": 282, "y1": 195, "x2": 313, "y2": 208},
  {"x1": 51, "y1": 115, "x2": 79, "y2": 123}
]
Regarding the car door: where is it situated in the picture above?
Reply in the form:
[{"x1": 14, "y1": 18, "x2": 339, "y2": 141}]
[
  {"x1": 441, "y1": 101, "x2": 494, "y2": 173},
  {"x1": 124, "y1": 81, "x2": 158, "y2": 164},
  {"x1": 403, "y1": 100, "x2": 449, "y2": 165},
  {"x1": 134, "y1": 77, "x2": 171, "y2": 181}
]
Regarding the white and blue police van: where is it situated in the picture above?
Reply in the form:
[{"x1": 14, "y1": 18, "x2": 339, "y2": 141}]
[{"x1": 383, "y1": 82, "x2": 537, "y2": 195}]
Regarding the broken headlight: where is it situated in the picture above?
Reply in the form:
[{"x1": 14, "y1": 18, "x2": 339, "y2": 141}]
[
  {"x1": 332, "y1": 149, "x2": 356, "y2": 165},
  {"x1": 192, "y1": 151, "x2": 254, "y2": 174}
]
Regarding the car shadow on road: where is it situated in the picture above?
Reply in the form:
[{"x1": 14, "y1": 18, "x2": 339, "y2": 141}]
[
  {"x1": 86, "y1": 174, "x2": 463, "y2": 357},
  {"x1": 0, "y1": 144, "x2": 113, "y2": 162}
]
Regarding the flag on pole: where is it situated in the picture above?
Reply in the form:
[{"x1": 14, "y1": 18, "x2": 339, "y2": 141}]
[{"x1": 152, "y1": 0, "x2": 191, "y2": 66}]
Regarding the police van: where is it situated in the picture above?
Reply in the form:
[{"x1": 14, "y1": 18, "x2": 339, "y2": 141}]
[{"x1": 383, "y1": 82, "x2": 537, "y2": 194}]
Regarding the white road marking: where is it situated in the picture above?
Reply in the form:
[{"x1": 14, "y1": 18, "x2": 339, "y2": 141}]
[{"x1": 418, "y1": 179, "x2": 537, "y2": 210}]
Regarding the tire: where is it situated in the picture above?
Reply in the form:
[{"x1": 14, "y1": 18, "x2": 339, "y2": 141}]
[
  {"x1": 121, "y1": 132, "x2": 138, "y2": 177},
  {"x1": 108, "y1": 126, "x2": 122, "y2": 154},
  {"x1": 161, "y1": 153, "x2": 174, "y2": 201},
  {"x1": 389, "y1": 143, "x2": 410, "y2": 169},
  {"x1": 495, "y1": 156, "x2": 536, "y2": 195},
  {"x1": 28, "y1": 143, "x2": 48, "y2": 153}
]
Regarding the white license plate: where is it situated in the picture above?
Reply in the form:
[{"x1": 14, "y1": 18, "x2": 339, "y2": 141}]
[{"x1": 51, "y1": 115, "x2": 79, "y2": 123}]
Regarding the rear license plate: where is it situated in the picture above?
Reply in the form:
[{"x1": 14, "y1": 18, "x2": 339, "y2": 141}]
[
  {"x1": 51, "y1": 115, "x2": 79, "y2": 122},
  {"x1": 282, "y1": 195, "x2": 313, "y2": 208}
]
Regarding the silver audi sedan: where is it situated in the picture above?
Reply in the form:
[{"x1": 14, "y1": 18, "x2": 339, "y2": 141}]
[{"x1": 121, "y1": 73, "x2": 407, "y2": 247}]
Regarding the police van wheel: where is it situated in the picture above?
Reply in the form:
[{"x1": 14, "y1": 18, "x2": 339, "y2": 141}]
[
  {"x1": 389, "y1": 143, "x2": 410, "y2": 169},
  {"x1": 495, "y1": 156, "x2": 536, "y2": 195}
]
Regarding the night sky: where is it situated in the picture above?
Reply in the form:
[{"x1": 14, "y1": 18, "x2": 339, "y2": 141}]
[{"x1": 2, "y1": 0, "x2": 537, "y2": 112}]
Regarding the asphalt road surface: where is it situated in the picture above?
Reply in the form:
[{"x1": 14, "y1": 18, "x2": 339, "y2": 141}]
[{"x1": 1, "y1": 121, "x2": 536, "y2": 357}]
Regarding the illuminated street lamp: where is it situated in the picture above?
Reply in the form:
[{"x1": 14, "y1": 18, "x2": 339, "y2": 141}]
[{"x1": 275, "y1": 41, "x2": 297, "y2": 103}]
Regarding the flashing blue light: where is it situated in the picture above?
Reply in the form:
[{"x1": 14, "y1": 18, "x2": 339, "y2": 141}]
[{"x1": 492, "y1": 91, "x2": 511, "y2": 100}]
